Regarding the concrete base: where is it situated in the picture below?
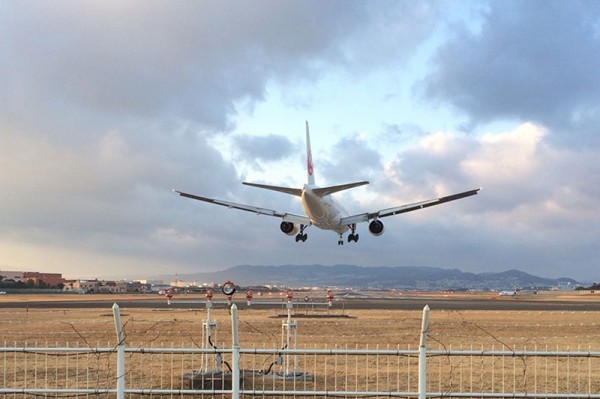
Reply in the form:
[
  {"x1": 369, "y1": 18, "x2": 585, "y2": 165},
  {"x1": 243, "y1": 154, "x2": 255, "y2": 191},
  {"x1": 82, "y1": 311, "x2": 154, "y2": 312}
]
[
  {"x1": 274, "y1": 370, "x2": 315, "y2": 381},
  {"x1": 182, "y1": 371, "x2": 240, "y2": 390},
  {"x1": 182, "y1": 369, "x2": 315, "y2": 390}
]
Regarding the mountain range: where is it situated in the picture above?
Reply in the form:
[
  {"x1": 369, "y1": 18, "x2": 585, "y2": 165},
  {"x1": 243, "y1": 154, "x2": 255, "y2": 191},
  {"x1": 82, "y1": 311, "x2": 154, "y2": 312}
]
[{"x1": 161, "y1": 265, "x2": 578, "y2": 291}]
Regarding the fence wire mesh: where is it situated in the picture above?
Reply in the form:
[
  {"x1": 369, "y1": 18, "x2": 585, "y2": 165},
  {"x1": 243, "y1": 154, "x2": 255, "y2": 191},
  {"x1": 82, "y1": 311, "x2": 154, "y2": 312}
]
[{"x1": 2, "y1": 342, "x2": 600, "y2": 398}]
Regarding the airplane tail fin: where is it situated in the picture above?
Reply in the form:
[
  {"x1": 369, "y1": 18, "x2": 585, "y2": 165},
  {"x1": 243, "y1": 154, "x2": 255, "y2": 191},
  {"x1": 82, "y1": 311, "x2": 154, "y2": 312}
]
[
  {"x1": 305, "y1": 121, "x2": 369, "y2": 196},
  {"x1": 306, "y1": 121, "x2": 316, "y2": 186},
  {"x1": 241, "y1": 121, "x2": 316, "y2": 196}
]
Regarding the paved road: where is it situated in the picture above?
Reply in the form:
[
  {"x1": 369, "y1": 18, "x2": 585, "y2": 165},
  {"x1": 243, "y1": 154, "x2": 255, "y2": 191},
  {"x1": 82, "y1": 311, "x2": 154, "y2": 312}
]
[{"x1": 0, "y1": 296, "x2": 597, "y2": 311}]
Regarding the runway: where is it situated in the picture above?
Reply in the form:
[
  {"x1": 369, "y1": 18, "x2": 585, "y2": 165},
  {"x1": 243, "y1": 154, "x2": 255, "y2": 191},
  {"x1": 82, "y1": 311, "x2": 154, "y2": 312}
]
[{"x1": 0, "y1": 294, "x2": 598, "y2": 311}]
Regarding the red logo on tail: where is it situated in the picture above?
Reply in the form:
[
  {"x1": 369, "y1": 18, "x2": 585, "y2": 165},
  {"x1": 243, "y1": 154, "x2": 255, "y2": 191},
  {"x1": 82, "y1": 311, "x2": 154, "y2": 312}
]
[{"x1": 307, "y1": 152, "x2": 313, "y2": 176}]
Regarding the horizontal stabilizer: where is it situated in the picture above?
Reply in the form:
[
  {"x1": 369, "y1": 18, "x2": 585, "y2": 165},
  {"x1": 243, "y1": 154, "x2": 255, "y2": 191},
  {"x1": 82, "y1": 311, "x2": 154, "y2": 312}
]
[
  {"x1": 242, "y1": 182, "x2": 302, "y2": 197},
  {"x1": 313, "y1": 181, "x2": 369, "y2": 197}
]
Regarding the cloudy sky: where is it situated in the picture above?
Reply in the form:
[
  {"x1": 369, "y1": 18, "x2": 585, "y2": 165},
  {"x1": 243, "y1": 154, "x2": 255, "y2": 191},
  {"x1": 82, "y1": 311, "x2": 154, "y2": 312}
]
[{"x1": 1, "y1": 1, "x2": 599, "y2": 282}]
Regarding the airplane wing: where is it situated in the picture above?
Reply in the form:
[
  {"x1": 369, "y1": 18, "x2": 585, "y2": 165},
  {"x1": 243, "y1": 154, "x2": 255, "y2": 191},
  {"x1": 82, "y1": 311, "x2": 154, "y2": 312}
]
[
  {"x1": 340, "y1": 188, "x2": 481, "y2": 225},
  {"x1": 173, "y1": 190, "x2": 311, "y2": 225}
]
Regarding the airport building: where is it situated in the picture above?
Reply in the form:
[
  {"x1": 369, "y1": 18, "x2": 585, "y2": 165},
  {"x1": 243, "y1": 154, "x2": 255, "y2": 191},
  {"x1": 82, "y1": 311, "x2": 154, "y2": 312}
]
[
  {"x1": 23, "y1": 272, "x2": 64, "y2": 287},
  {"x1": 63, "y1": 279, "x2": 99, "y2": 293},
  {"x1": 63, "y1": 279, "x2": 127, "y2": 294},
  {"x1": 0, "y1": 270, "x2": 25, "y2": 283},
  {"x1": 1, "y1": 270, "x2": 64, "y2": 287}
]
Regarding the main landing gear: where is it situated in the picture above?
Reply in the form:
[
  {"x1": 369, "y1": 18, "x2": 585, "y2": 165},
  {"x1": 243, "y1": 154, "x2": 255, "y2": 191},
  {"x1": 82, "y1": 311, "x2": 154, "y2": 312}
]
[
  {"x1": 347, "y1": 224, "x2": 359, "y2": 243},
  {"x1": 339, "y1": 224, "x2": 359, "y2": 245},
  {"x1": 295, "y1": 224, "x2": 308, "y2": 242}
]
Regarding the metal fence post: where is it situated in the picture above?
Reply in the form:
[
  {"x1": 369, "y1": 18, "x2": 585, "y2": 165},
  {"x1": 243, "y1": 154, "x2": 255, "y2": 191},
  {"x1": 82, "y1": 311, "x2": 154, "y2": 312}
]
[
  {"x1": 418, "y1": 305, "x2": 430, "y2": 399},
  {"x1": 113, "y1": 303, "x2": 125, "y2": 399},
  {"x1": 231, "y1": 304, "x2": 240, "y2": 399}
]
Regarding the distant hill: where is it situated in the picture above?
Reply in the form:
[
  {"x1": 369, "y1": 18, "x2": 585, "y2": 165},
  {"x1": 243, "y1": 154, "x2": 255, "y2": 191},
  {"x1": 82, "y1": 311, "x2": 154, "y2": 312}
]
[{"x1": 161, "y1": 264, "x2": 578, "y2": 291}]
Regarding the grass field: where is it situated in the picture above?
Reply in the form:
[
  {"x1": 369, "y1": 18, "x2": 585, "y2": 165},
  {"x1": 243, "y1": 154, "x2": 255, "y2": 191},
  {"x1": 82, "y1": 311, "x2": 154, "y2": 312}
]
[{"x1": 1, "y1": 292, "x2": 599, "y2": 349}]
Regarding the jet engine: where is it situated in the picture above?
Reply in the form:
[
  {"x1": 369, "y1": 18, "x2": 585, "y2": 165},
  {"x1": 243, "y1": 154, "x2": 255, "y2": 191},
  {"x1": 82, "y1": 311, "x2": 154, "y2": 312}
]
[
  {"x1": 280, "y1": 221, "x2": 299, "y2": 236},
  {"x1": 368, "y1": 220, "x2": 384, "y2": 236}
]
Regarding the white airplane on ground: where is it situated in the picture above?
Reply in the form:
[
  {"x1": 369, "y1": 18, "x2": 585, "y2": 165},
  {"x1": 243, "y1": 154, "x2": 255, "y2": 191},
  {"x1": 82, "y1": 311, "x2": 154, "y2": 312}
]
[{"x1": 174, "y1": 122, "x2": 480, "y2": 245}]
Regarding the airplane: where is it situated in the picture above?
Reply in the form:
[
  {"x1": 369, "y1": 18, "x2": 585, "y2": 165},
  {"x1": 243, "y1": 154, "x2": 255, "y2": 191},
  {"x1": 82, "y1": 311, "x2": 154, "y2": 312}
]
[{"x1": 174, "y1": 122, "x2": 480, "y2": 245}]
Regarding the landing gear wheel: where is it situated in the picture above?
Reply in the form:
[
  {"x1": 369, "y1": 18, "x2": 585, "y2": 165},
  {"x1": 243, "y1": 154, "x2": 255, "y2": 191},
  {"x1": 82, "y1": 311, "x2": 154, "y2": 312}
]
[
  {"x1": 347, "y1": 224, "x2": 359, "y2": 243},
  {"x1": 338, "y1": 234, "x2": 344, "y2": 245},
  {"x1": 295, "y1": 225, "x2": 308, "y2": 243},
  {"x1": 296, "y1": 233, "x2": 308, "y2": 242}
]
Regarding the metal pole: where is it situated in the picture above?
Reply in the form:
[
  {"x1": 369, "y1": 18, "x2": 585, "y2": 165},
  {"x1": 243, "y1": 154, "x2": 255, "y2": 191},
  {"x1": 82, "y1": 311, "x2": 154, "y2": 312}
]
[
  {"x1": 112, "y1": 303, "x2": 125, "y2": 399},
  {"x1": 286, "y1": 301, "x2": 292, "y2": 375},
  {"x1": 418, "y1": 304, "x2": 430, "y2": 399},
  {"x1": 231, "y1": 304, "x2": 240, "y2": 399},
  {"x1": 204, "y1": 299, "x2": 220, "y2": 373}
]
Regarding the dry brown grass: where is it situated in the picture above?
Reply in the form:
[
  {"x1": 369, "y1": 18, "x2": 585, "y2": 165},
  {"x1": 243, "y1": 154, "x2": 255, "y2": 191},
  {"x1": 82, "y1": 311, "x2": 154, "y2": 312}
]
[{"x1": 1, "y1": 292, "x2": 599, "y2": 349}]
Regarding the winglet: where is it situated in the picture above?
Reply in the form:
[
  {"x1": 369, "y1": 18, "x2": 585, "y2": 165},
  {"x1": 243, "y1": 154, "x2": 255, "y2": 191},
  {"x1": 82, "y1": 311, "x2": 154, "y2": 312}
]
[{"x1": 306, "y1": 121, "x2": 316, "y2": 186}]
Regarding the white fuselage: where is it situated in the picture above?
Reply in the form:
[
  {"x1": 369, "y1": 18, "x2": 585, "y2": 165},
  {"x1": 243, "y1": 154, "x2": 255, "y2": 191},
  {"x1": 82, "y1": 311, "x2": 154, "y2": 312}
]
[{"x1": 301, "y1": 185, "x2": 350, "y2": 234}]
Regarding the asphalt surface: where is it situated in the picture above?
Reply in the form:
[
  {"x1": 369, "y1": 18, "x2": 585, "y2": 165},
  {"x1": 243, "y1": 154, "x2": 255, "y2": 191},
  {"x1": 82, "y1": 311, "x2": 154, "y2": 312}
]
[{"x1": 0, "y1": 296, "x2": 598, "y2": 311}]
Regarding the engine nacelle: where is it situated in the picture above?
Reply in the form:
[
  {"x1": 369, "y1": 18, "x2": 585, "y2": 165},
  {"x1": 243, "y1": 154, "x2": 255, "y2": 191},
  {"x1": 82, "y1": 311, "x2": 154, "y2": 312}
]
[
  {"x1": 368, "y1": 220, "x2": 385, "y2": 236},
  {"x1": 280, "y1": 221, "x2": 299, "y2": 236}
]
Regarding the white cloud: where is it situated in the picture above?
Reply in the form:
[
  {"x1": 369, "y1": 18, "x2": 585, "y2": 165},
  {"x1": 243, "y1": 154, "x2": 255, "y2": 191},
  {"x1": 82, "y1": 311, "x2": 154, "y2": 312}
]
[{"x1": 463, "y1": 123, "x2": 546, "y2": 183}]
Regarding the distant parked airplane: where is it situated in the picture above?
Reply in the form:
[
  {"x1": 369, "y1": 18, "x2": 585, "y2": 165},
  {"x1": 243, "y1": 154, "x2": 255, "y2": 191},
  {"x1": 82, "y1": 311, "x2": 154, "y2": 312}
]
[{"x1": 174, "y1": 122, "x2": 480, "y2": 245}]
